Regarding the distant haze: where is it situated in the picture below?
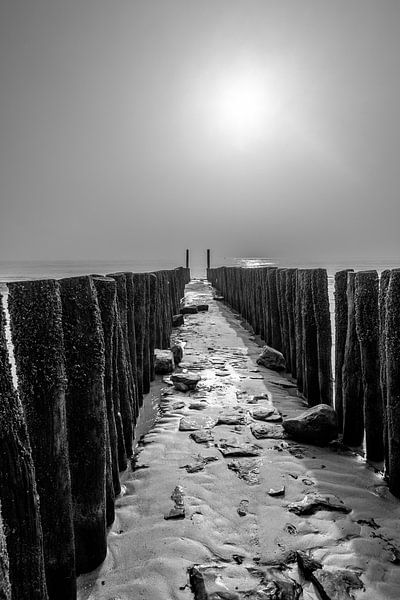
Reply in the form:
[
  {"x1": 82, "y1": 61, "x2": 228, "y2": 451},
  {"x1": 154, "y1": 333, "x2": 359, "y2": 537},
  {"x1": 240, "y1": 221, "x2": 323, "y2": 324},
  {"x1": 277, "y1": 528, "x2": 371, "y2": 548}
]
[{"x1": 1, "y1": 1, "x2": 399, "y2": 264}]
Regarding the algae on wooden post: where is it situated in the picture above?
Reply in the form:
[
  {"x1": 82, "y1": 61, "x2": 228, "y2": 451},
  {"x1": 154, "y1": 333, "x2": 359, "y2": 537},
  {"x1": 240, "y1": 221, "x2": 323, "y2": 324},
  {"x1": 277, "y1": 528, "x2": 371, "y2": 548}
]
[
  {"x1": 60, "y1": 275, "x2": 107, "y2": 575},
  {"x1": 385, "y1": 269, "x2": 400, "y2": 497},
  {"x1": 93, "y1": 277, "x2": 121, "y2": 496},
  {"x1": 354, "y1": 270, "x2": 384, "y2": 462},
  {"x1": 8, "y1": 279, "x2": 76, "y2": 600},
  {"x1": 311, "y1": 269, "x2": 333, "y2": 406},
  {"x1": 342, "y1": 271, "x2": 364, "y2": 447},
  {"x1": 0, "y1": 502, "x2": 11, "y2": 600},
  {"x1": 0, "y1": 303, "x2": 48, "y2": 600},
  {"x1": 379, "y1": 269, "x2": 391, "y2": 476},
  {"x1": 334, "y1": 270, "x2": 353, "y2": 432}
]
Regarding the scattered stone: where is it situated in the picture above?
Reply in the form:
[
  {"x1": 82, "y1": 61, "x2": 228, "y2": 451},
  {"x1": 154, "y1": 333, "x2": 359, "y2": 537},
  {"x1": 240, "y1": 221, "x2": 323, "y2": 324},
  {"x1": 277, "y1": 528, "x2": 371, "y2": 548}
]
[
  {"x1": 256, "y1": 345, "x2": 286, "y2": 371},
  {"x1": 288, "y1": 493, "x2": 351, "y2": 516},
  {"x1": 197, "y1": 304, "x2": 209, "y2": 312},
  {"x1": 179, "y1": 416, "x2": 218, "y2": 431},
  {"x1": 270, "y1": 378, "x2": 297, "y2": 389},
  {"x1": 214, "y1": 295, "x2": 224, "y2": 301},
  {"x1": 268, "y1": 486, "x2": 285, "y2": 497},
  {"x1": 284, "y1": 523, "x2": 297, "y2": 535},
  {"x1": 228, "y1": 458, "x2": 260, "y2": 485},
  {"x1": 215, "y1": 370, "x2": 230, "y2": 377},
  {"x1": 190, "y1": 429, "x2": 214, "y2": 444},
  {"x1": 181, "y1": 455, "x2": 218, "y2": 473},
  {"x1": 250, "y1": 422, "x2": 287, "y2": 440},
  {"x1": 217, "y1": 413, "x2": 246, "y2": 426},
  {"x1": 251, "y1": 406, "x2": 282, "y2": 422},
  {"x1": 216, "y1": 439, "x2": 261, "y2": 457},
  {"x1": 171, "y1": 400, "x2": 186, "y2": 410},
  {"x1": 248, "y1": 393, "x2": 270, "y2": 404},
  {"x1": 171, "y1": 372, "x2": 201, "y2": 391},
  {"x1": 180, "y1": 305, "x2": 198, "y2": 314},
  {"x1": 311, "y1": 569, "x2": 363, "y2": 600},
  {"x1": 172, "y1": 314, "x2": 184, "y2": 327},
  {"x1": 356, "y1": 518, "x2": 380, "y2": 530},
  {"x1": 188, "y1": 564, "x2": 302, "y2": 600},
  {"x1": 296, "y1": 551, "x2": 322, "y2": 580},
  {"x1": 154, "y1": 349, "x2": 175, "y2": 374},
  {"x1": 164, "y1": 485, "x2": 185, "y2": 520},
  {"x1": 189, "y1": 402, "x2": 207, "y2": 411},
  {"x1": 283, "y1": 404, "x2": 338, "y2": 444},
  {"x1": 237, "y1": 500, "x2": 249, "y2": 516},
  {"x1": 171, "y1": 343, "x2": 184, "y2": 365}
]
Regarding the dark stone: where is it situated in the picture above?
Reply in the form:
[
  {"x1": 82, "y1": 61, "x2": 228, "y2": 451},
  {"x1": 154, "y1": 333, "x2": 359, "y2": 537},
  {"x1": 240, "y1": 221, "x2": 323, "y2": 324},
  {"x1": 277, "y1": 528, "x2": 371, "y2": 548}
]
[
  {"x1": 171, "y1": 372, "x2": 201, "y2": 391},
  {"x1": 154, "y1": 349, "x2": 175, "y2": 374},
  {"x1": 288, "y1": 493, "x2": 350, "y2": 516},
  {"x1": 190, "y1": 430, "x2": 214, "y2": 444},
  {"x1": 282, "y1": 404, "x2": 338, "y2": 444},
  {"x1": 250, "y1": 422, "x2": 287, "y2": 439},
  {"x1": 228, "y1": 459, "x2": 260, "y2": 485},
  {"x1": 296, "y1": 550, "x2": 322, "y2": 579},
  {"x1": 171, "y1": 343, "x2": 184, "y2": 365},
  {"x1": 197, "y1": 304, "x2": 209, "y2": 312},
  {"x1": 164, "y1": 486, "x2": 185, "y2": 520},
  {"x1": 216, "y1": 439, "x2": 261, "y2": 457},
  {"x1": 311, "y1": 569, "x2": 363, "y2": 600},
  {"x1": 172, "y1": 314, "x2": 184, "y2": 327},
  {"x1": 237, "y1": 500, "x2": 249, "y2": 516},
  {"x1": 180, "y1": 305, "x2": 198, "y2": 314},
  {"x1": 256, "y1": 345, "x2": 286, "y2": 371}
]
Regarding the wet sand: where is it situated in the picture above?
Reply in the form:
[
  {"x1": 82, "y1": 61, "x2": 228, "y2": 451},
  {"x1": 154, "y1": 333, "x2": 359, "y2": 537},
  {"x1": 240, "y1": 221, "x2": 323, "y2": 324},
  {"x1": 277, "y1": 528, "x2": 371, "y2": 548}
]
[{"x1": 78, "y1": 279, "x2": 400, "y2": 600}]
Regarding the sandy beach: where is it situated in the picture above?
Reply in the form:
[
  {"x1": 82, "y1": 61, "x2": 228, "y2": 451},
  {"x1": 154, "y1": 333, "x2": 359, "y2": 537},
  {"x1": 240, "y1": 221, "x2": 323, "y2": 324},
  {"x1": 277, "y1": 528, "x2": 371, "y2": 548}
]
[{"x1": 78, "y1": 279, "x2": 400, "y2": 600}]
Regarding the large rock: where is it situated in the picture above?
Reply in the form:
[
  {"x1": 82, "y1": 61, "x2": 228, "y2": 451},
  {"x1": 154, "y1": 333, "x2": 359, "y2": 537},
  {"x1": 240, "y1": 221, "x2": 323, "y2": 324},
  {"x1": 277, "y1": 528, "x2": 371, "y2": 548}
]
[
  {"x1": 311, "y1": 568, "x2": 363, "y2": 600},
  {"x1": 154, "y1": 349, "x2": 175, "y2": 374},
  {"x1": 283, "y1": 404, "x2": 338, "y2": 444},
  {"x1": 172, "y1": 314, "x2": 184, "y2": 327},
  {"x1": 171, "y1": 343, "x2": 184, "y2": 365},
  {"x1": 171, "y1": 371, "x2": 201, "y2": 391},
  {"x1": 256, "y1": 345, "x2": 286, "y2": 371},
  {"x1": 180, "y1": 305, "x2": 198, "y2": 315}
]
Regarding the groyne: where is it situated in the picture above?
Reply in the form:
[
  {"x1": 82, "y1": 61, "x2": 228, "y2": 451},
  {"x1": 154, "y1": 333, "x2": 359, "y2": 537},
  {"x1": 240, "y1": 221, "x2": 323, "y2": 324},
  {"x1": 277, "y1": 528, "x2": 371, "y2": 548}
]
[
  {"x1": 0, "y1": 266, "x2": 189, "y2": 600},
  {"x1": 208, "y1": 265, "x2": 399, "y2": 493}
]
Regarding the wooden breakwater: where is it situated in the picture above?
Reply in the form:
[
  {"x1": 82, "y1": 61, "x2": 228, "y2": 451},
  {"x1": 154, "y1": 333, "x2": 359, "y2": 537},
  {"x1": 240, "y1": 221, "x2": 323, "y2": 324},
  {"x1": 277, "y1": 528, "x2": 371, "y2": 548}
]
[
  {"x1": 208, "y1": 266, "x2": 400, "y2": 496},
  {"x1": 0, "y1": 266, "x2": 189, "y2": 600}
]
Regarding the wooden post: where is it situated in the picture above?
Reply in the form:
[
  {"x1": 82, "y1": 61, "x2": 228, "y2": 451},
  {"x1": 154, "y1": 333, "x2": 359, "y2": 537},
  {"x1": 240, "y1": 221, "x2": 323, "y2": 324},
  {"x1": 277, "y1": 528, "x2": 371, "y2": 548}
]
[
  {"x1": 207, "y1": 249, "x2": 211, "y2": 270},
  {"x1": 385, "y1": 269, "x2": 400, "y2": 497},
  {"x1": 342, "y1": 271, "x2": 364, "y2": 447},
  {"x1": 0, "y1": 502, "x2": 11, "y2": 600},
  {"x1": 379, "y1": 269, "x2": 391, "y2": 476},
  {"x1": 8, "y1": 280, "x2": 76, "y2": 600},
  {"x1": 334, "y1": 269, "x2": 353, "y2": 432},
  {"x1": 186, "y1": 249, "x2": 190, "y2": 269},
  {"x1": 60, "y1": 275, "x2": 107, "y2": 575},
  {"x1": 267, "y1": 267, "x2": 282, "y2": 351},
  {"x1": 149, "y1": 273, "x2": 157, "y2": 381},
  {"x1": 132, "y1": 273, "x2": 146, "y2": 403},
  {"x1": 311, "y1": 268, "x2": 333, "y2": 405},
  {"x1": 93, "y1": 277, "x2": 121, "y2": 497},
  {"x1": 286, "y1": 269, "x2": 297, "y2": 378},
  {"x1": 295, "y1": 270, "x2": 304, "y2": 392},
  {"x1": 302, "y1": 270, "x2": 320, "y2": 406},
  {"x1": 0, "y1": 303, "x2": 48, "y2": 600},
  {"x1": 354, "y1": 270, "x2": 384, "y2": 462}
]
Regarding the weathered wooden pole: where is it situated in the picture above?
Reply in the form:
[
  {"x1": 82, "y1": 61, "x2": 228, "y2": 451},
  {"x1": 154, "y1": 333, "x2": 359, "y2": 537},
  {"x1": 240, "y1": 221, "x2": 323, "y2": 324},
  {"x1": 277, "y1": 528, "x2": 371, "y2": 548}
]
[
  {"x1": 301, "y1": 270, "x2": 320, "y2": 405},
  {"x1": 207, "y1": 249, "x2": 211, "y2": 270},
  {"x1": 267, "y1": 267, "x2": 282, "y2": 351},
  {"x1": 93, "y1": 277, "x2": 121, "y2": 496},
  {"x1": 379, "y1": 269, "x2": 391, "y2": 476},
  {"x1": 354, "y1": 270, "x2": 384, "y2": 462},
  {"x1": 295, "y1": 270, "x2": 304, "y2": 392},
  {"x1": 8, "y1": 280, "x2": 76, "y2": 600},
  {"x1": 385, "y1": 269, "x2": 400, "y2": 497},
  {"x1": 60, "y1": 276, "x2": 107, "y2": 575},
  {"x1": 149, "y1": 273, "x2": 157, "y2": 381},
  {"x1": 286, "y1": 269, "x2": 297, "y2": 378},
  {"x1": 0, "y1": 303, "x2": 48, "y2": 600},
  {"x1": 342, "y1": 271, "x2": 364, "y2": 447},
  {"x1": 311, "y1": 268, "x2": 333, "y2": 405},
  {"x1": 0, "y1": 503, "x2": 11, "y2": 600},
  {"x1": 142, "y1": 273, "x2": 152, "y2": 395},
  {"x1": 334, "y1": 269, "x2": 353, "y2": 432},
  {"x1": 186, "y1": 249, "x2": 190, "y2": 269},
  {"x1": 111, "y1": 306, "x2": 128, "y2": 471},
  {"x1": 132, "y1": 273, "x2": 146, "y2": 403}
]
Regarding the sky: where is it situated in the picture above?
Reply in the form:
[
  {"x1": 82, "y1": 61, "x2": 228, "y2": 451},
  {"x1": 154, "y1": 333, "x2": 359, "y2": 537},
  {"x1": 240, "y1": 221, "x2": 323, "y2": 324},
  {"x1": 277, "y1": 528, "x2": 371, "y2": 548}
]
[{"x1": 1, "y1": 0, "x2": 400, "y2": 265}]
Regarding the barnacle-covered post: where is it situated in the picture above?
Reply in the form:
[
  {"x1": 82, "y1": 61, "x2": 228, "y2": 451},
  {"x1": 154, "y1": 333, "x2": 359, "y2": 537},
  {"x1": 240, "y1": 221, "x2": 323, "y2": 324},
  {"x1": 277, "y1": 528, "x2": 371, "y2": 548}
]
[{"x1": 8, "y1": 279, "x2": 76, "y2": 599}]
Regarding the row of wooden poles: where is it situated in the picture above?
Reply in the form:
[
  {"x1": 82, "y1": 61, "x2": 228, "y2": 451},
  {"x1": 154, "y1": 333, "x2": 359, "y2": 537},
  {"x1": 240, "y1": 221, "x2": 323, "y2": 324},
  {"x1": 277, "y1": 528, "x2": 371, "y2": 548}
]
[
  {"x1": 207, "y1": 266, "x2": 400, "y2": 497},
  {"x1": 0, "y1": 267, "x2": 189, "y2": 600}
]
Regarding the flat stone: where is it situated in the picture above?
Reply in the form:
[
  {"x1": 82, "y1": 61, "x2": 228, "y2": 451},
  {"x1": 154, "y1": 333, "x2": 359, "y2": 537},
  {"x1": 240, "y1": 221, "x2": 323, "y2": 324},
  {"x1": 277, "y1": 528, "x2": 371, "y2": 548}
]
[
  {"x1": 154, "y1": 349, "x2": 175, "y2": 374},
  {"x1": 190, "y1": 429, "x2": 214, "y2": 444},
  {"x1": 188, "y1": 564, "x2": 302, "y2": 600},
  {"x1": 237, "y1": 499, "x2": 249, "y2": 516},
  {"x1": 247, "y1": 394, "x2": 270, "y2": 404},
  {"x1": 180, "y1": 305, "x2": 198, "y2": 314},
  {"x1": 283, "y1": 404, "x2": 338, "y2": 444},
  {"x1": 217, "y1": 413, "x2": 246, "y2": 426},
  {"x1": 268, "y1": 486, "x2": 285, "y2": 497},
  {"x1": 164, "y1": 507, "x2": 185, "y2": 519},
  {"x1": 288, "y1": 493, "x2": 351, "y2": 516},
  {"x1": 228, "y1": 458, "x2": 260, "y2": 485},
  {"x1": 216, "y1": 438, "x2": 261, "y2": 457},
  {"x1": 250, "y1": 422, "x2": 287, "y2": 440},
  {"x1": 197, "y1": 304, "x2": 209, "y2": 311},
  {"x1": 181, "y1": 455, "x2": 218, "y2": 473},
  {"x1": 171, "y1": 372, "x2": 201, "y2": 391},
  {"x1": 270, "y1": 378, "x2": 297, "y2": 389},
  {"x1": 189, "y1": 402, "x2": 207, "y2": 411},
  {"x1": 214, "y1": 295, "x2": 224, "y2": 301},
  {"x1": 172, "y1": 314, "x2": 184, "y2": 327},
  {"x1": 251, "y1": 406, "x2": 282, "y2": 422},
  {"x1": 256, "y1": 345, "x2": 286, "y2": 371},
  {"x1": 179, "y1": 415, "x2": 218, "y2": 431},
  {"x1": 311, "y1": 568, "x2": 364, "y2": 600}
]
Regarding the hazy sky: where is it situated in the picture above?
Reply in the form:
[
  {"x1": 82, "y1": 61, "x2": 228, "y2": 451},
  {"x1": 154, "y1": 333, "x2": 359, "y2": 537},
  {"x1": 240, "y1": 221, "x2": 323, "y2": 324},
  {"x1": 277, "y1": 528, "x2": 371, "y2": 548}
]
[{"x1": 1, "y1": 1, "x2": 400, "y2": 263}]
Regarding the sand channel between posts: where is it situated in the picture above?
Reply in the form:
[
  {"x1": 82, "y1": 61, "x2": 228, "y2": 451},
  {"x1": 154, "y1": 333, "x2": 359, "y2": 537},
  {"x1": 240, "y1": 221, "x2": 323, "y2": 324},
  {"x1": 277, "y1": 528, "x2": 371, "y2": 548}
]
[{"x1": 78, "y1": 278, "x2": 400, "y2": 600}]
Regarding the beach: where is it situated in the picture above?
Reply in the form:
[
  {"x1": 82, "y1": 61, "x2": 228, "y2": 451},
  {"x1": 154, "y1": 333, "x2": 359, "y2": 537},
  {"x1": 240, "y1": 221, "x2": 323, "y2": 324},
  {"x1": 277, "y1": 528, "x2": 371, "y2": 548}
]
[{"x1": 78, "y1": 278, "x2": 400, "y2": 600}]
